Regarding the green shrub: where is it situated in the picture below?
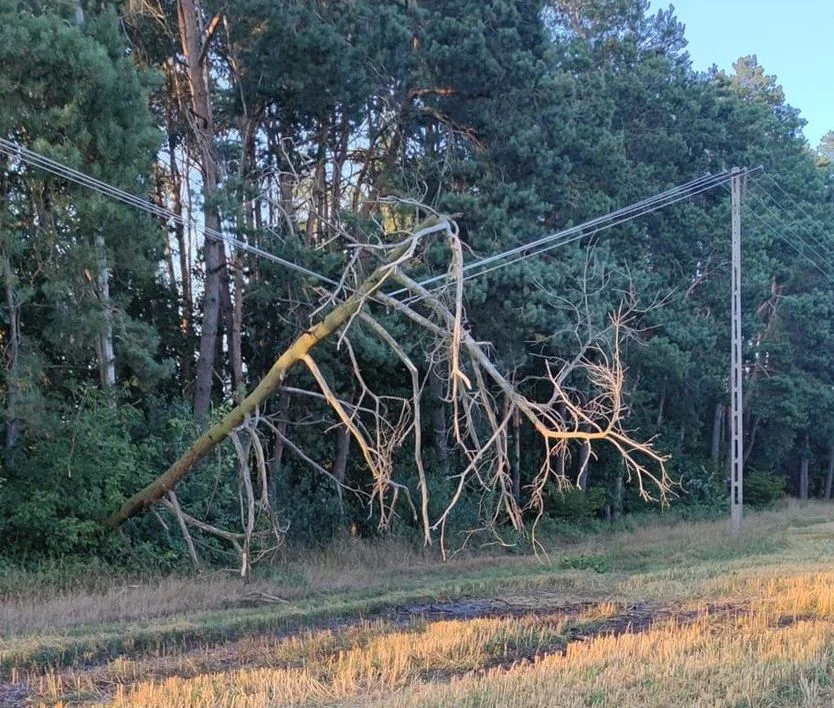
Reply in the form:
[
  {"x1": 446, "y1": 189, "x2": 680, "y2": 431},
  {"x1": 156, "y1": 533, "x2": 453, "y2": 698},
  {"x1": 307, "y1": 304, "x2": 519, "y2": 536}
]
[
  {"x1": 744, "y1": 470, "x2": 785, "y2": 509},
  {"x1": 546, "y1": 485, "x2": 608, "y2": 522}
]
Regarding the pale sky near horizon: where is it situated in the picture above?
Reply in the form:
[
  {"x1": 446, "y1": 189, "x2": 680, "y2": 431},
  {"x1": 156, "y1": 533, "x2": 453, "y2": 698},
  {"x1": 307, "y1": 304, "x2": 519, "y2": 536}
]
[{"x1": 652, "y1": 1, "x2": 834, "y2": 148}]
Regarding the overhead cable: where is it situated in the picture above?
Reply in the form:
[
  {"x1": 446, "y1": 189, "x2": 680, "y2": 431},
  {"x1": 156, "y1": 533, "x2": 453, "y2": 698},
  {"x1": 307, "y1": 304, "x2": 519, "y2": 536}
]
[
  {"x1": 1, "y1": 137, "x2": 762, "y2": 305},
  {"x1": 0, "y1": 137, "x2": 343, "y2": 288},
  {"x1": 756, "y1": 175, "x2": 834, "y2": 271},
  {"x1": 396, "y1": 168, "x2": 758, "y2": 302}
]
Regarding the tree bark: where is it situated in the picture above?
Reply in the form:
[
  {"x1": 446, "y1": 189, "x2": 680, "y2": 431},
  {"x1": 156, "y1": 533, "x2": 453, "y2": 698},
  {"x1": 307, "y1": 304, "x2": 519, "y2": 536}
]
[
  {"x1": 710, "y1": 401, "x2": 724, "y2": 467},
  {"x1": 332, "y1": 421, "x2": 350, "y2": 514},
  {"x1": 266, "y1": 391, "x2": 289, "y2": 508},
  {"x1": 826, "y1": 444, "x2": 834, "y2": 500},
  {"x1": 104, "y1": 225, "x2": 434, "y2": 529},
  {"x1": 331, "y1": 109, "x2": 349, "y2": 230},
  {"x1": 94, "y1": 234, "x2": 116, "y2": 390},
  {"x1": 612, "y1": 470, "x2": 623, "y2": 520},
  {"x1": 2, "y1": 251, "x2": 20, "y2": 454},
  {"x1": 800, "y1": 434, "x2": 810, "y2": 501},
  {"x1": 744, "y1": 415, "x2": 760, "y2": 466},
  {"x1": 576, "y1": 437, "x2": 591, "y2": 490},
  {"x1": 231, "y1": 254, "x2": 244, "y2": 398},
  {"x1": 177, "y1": 0, "x2": 226, "y2": 421},
  {"x1": 165, "y1": 61, "x2": 195, "y2": 390},
  {"x1": 656, "y1": 388, "x2": 665, "y2": 428},
  {"x1": 512, "y1": 406, "x2": 521, "y2": 504},
  {"x1": 167, "y1": 490, "x2": 200, "y2": 571},
  {"x1": 305, "y1": 118, "x2": 329, "y2": 246},
  {"x1": 429, "y1": 364, "x2": 450, "y2": 477}
]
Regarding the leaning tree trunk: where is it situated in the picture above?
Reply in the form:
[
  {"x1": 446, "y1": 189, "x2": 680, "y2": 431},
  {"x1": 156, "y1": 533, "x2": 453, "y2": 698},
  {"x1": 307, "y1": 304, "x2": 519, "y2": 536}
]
[{"x1": 104, "y1": 224, "x2": 436, "y2": 529}]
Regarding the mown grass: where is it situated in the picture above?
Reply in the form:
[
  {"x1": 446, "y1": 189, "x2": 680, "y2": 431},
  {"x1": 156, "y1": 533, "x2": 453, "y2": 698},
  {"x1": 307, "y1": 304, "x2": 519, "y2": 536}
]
[{"x1": 5, "y1": 501, "x2": 834, "y2": 706}]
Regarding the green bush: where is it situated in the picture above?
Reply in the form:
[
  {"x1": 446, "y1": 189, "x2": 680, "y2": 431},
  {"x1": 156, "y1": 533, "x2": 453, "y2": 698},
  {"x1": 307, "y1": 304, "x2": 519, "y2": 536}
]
[
  {"x1": 545, "y1": 485, "x2": 608, "y2": 522},
  {"x1": 744, "y1": 470, "x2": 786, "y2": 509}
]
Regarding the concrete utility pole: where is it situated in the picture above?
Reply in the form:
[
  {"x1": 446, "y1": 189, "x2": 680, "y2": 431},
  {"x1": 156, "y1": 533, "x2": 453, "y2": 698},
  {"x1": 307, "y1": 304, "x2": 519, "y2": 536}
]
[{"x1": 730, "y1": 167, "x2": 744, "y2": 534}]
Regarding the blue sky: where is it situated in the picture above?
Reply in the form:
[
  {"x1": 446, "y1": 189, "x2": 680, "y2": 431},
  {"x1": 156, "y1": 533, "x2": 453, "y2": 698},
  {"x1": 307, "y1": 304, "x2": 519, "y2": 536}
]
[{"x1": 654, "y1": 1, "x2": 834, "y2": 147}]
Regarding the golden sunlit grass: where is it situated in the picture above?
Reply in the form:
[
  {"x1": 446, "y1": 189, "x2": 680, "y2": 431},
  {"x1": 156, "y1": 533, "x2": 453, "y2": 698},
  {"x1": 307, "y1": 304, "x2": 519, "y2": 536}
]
[
  {"x1": 387, "y1": 611, "x2": 834, "y2": 707},
  {"x1": 7, "y1": 501, "x2": 834, "y2": 706}
]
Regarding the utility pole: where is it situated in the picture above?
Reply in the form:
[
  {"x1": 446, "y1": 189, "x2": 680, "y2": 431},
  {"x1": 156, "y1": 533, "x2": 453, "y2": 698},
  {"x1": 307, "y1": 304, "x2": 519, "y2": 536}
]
[{"x1": 730, "y1": 167, "x2": 743, "y2": 534}]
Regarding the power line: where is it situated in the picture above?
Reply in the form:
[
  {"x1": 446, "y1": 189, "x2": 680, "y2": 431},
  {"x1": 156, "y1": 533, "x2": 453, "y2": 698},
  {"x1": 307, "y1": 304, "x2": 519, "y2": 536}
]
[
  {"x1": 1, "y1": 137, "x2": 768, "y2": 311},
  {"x1": 395, "y1": 169, "x2": 756, "y2": 303},
  {"x1": 755, "y1": 174, "x2": 834, "y2": 271},
  {"x1": 461, "y1": 172, "x2": 731, "y2": 277},
  {"x1": 740, "y1": 188, "x2": 834, "y2": 282},
  {"x1": 0, "y1": 137, "x2": 343, "y2": 288},
  {"x1": 460, "y1": 172, "x2": 741, "y2": 284}
]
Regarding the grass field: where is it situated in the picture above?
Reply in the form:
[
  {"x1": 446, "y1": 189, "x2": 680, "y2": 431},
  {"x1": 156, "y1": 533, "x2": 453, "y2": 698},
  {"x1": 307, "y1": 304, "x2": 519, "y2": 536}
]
[{"x1": 4, "y1": 502, "x2": 834, "y2": 706}]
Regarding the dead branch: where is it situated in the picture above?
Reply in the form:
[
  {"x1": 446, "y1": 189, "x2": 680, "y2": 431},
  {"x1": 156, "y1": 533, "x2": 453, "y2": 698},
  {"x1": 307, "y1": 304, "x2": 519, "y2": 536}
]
[
  {"x1": 238, "y1": 590, "x2": 289, "y2": 605},
  {"x1": 359, "y1": 311, "x2": 431, "y2": 544},
  {"x1": 107, "y1": 210, "x2": 668, "y2": 564},
  {"x1": 166, "y1": 490, "x2": 200, "y2": 571},
  {"x1": 376, "y1": 251, "x2": 669, "y2": 553},
  {"x1": 159, "y1": 497, "x2": 244, "y2": 552},
  {"x1": 103, "y1": 215, "x2": 448, "y2": 530},
  {"x1": 229, "y1": 431, "x2": 256, "y2": 579}
]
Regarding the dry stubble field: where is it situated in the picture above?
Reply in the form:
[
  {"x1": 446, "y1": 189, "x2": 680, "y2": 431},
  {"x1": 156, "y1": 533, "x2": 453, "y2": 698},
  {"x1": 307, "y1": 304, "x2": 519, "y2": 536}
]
[{"x1": 4, "y1": 502, "x2": 834, "y2": 706}]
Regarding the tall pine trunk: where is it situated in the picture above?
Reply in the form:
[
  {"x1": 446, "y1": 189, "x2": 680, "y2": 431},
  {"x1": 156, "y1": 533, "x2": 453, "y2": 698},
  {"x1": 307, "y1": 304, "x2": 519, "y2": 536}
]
[
  {"x1": 800, "y1": 435, "x2": 810, "y2": 501},
  {"x1": 332, "y1": 422, "x2": 350, "y2": 515},
  {"x1": 2, "y1": 251, "x2": 20, "y2": 454},
  {"x1": 165, "y1": 61, "x2": 195, "y2": 391},
  {"x1": 177, "y1": 0, "x2": 226, "y2": 421},
  {"x1": 94, "y1": 234, "x2": 116, "y2": 390},
  {"x1": 710, "y1": 401, "x2": 724, "y2": 467}
]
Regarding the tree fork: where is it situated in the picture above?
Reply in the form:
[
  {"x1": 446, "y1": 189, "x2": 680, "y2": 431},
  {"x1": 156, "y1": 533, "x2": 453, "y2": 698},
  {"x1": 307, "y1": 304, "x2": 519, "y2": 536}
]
[{"x1": 103, "y1": 218, "x2": 444, "y2": 530}]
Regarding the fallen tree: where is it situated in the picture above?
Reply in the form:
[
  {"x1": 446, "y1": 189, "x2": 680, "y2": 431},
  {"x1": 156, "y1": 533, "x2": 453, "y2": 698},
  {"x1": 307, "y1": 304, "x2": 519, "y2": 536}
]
[{"x1": 105, "y1": 212, "x2": 669, "y2": 558}]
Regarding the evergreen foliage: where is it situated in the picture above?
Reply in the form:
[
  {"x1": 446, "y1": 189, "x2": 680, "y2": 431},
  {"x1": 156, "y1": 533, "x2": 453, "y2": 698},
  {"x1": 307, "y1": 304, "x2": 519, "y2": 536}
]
[{"x1": 2, "y1": 0, "x2": 832, "y2": 566}]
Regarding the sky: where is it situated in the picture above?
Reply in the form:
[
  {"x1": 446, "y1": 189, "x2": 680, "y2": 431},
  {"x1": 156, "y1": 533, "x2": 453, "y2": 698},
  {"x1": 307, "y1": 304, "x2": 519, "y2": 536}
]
[{"x1": 652, "y1": 0, "x2": 834, "y2": 148}]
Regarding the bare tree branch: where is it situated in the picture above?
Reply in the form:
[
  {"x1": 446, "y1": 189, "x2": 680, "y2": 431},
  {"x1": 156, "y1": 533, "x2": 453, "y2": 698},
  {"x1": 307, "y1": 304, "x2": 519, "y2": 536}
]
[
  {"x1": 103, "y1": 215, "x2": 448, "y2": 529},
  {"x1": 106, "y1": 212, "x2": 668, "y2": 564}
]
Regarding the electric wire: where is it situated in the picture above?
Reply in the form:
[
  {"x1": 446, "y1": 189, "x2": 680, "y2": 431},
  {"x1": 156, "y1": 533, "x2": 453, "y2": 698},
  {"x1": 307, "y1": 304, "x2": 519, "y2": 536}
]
[
  {"x1": 1, "y1": 137, "x2": 763, "y2": 309},
  {"x1": 460, "y1": 172, "x2": 731, "y2": 276},
  {"x1": 460, "y1": 172, "x2": 740, "y2": 284},
  {"x1": 0, "y1": 137, "x2": 344, "y2": 288},
  {"x1": 739, "y1": 186, "x2": 834, "y2": 282},
  {"x1": 756, "y1": 173, "x2": 834, "y2": 270},
  {"x1": 394, "y1": 171, "x2": 730, "y2": 296},
  {"x1": 396, "y1": 169, "x2": 754, "y2": 304}
]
